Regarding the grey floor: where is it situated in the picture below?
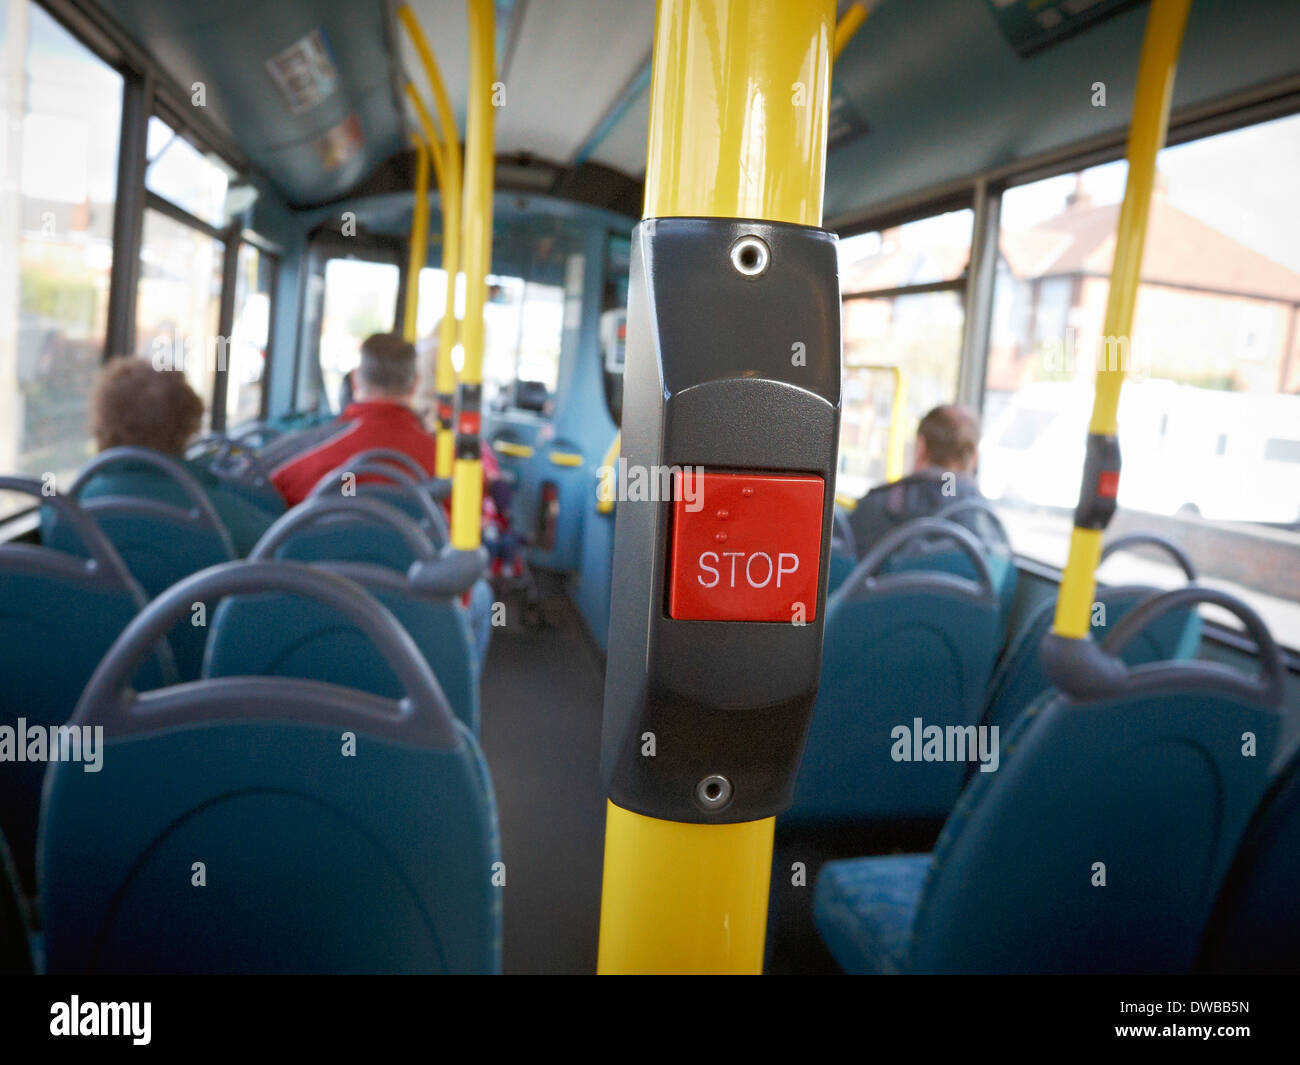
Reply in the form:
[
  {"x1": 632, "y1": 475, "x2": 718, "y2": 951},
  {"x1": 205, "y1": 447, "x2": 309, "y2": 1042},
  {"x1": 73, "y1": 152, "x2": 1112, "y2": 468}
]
[{"x1": 478, "y1": 596, "x2": 608, "y2": 975}]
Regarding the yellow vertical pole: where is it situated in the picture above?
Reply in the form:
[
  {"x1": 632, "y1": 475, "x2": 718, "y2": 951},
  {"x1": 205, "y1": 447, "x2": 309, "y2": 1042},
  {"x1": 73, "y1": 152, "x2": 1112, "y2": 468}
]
[
  {"x1": 598, "y1": 0, "x2": 835, "y2": 976},
  {"x1": 450, "y1": 0, "x2": 495, "y2": 550},
  {"x1": 398, "y1": 4, "x2": 463, "y2": 478},
  {"x1": 402, "y1": 136, "x2": 431, "y2": 343},
  {"x1": 1052, "y1": 0, "x2": 1191, "y2": 639}
]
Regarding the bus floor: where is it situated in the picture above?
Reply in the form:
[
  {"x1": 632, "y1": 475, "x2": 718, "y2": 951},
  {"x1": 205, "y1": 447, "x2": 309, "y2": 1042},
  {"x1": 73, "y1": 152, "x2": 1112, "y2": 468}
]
[
  {"x1": 478, "y1": 588, "x2": 607, "y2": 975},
  {"x1": 479, "y1": 585, "x2": 944, "y2": 974}
]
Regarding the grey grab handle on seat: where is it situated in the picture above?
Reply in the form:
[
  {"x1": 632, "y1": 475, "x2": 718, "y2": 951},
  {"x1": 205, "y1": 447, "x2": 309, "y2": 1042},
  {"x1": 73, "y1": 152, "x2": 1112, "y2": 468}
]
[
  {"x1": 252, "y1": 495, "x2": 438, "y2": 564},
  {"x1": 935, "y1": 498, "x2": 1011, "y2": 549},
  {"x1": 6, "y1": 476, "x2": 180, "y2": 685},
  {"x1": 345, "y1": 448, "x2": 427, "y2": 482},
  {"x1": 251, "y1": 495, "x2": 486, "y2": 598},
  {"x1": 70, "y1": 446, "x2": 236, "y2": 558},
  {"x1": 847, "y1": 517, "x2": 996, "y2": 601},
  {"x1": 1041, "y1": 586, "x2": 1284, "y2": 708},
  {"x1": 1100, "y1": 532, "x2": 1197, "y2": 582},
  {"x1": 74, "y1": 560, "x2": 461, "y2": 746},
  {"x1": 4, "y1": 476, "x2": 141, "y2": 601},
  {"x1": 308, "y1": 461, "x2": 451, "y2": 544}
]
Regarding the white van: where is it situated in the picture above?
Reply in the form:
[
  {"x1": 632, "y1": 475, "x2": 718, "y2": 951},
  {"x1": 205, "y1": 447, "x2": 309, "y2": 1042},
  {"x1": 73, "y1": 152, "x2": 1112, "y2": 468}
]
[{"x1": 980, "y1": 381, "x2": 1300, "y2": 527}]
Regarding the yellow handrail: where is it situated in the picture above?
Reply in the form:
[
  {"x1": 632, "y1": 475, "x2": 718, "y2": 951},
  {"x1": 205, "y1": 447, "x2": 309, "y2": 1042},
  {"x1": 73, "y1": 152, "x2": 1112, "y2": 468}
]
[
  {"x1": 1052, "y1": 0, "x2": 1191, "y2": 640},
  {"x1": 398, "y1": 4, "x2": 463, "y2": 478},
  {"x1": 402, "y1": 135, "x2": 431, "y2": 343},
  {"x1": 598, "y1": 0, "x2": 835, "y2": 977},
  {"x1": 596, "y1": 431, "x2": 621, "y2": 514},
  {"x1": 833, "y1": 1, "x2": 868, "y2": 61},
  {"x1": 845, "y1": 361, "x2": 907, "y2": 483},
  {"x1": 450, "y1": 0, "x2": 496, "y2": 551}
]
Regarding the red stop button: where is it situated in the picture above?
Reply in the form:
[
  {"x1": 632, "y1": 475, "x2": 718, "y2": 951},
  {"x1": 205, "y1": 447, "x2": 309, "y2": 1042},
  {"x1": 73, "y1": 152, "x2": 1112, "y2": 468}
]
[{"x1": 668, "y1": 471, "x2": 825, "y2": 622}]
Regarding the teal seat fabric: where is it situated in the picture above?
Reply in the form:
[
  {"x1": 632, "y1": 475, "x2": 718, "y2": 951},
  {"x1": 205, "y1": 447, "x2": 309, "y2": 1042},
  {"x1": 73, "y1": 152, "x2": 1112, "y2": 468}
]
[
  {"x1": 40, "y1": 561, "x2": 501, "y2": 974},
  {"x1": 1200, "y1": 746, "x2": 1300, "y2": 973},
  {"x1": 812, "y1": 854, "x2": 930, "y2": 975},
  {"x1": 982, "y1": 585, "x2": 1202, "y2": 734},
  {"x1": 205, "y1": 578, "x2": 480, "y2": 734},
  {"x1": 812, "y1": 590, "x2": 1284, "y2": 973},
  {"x1": 788, "y1": 521, "x2": 1000, "y2": 824}
]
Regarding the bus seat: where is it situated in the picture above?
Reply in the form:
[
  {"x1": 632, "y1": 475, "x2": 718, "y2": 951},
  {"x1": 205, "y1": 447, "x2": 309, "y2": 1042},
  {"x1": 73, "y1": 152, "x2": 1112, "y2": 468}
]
[
  {"x1": 813, "y1": 587, "x2": 1284, "y2": 974},
  {"x1": 0, "y1": 828, "x2": 32, "y2": 974},
  {"x1": 0, "y1": 478, "x2": 174, "y2": 893},
  {"x1": 40, "y1": 561, "x2": 501, "y2": 975},
  {"x1": 1199, "y1": 744, "x2": 1300, "y2": 973},
  {"x1": 981, "y1": 533, "x2": 1201, "y2": 734},
  {"x1": 885, "y1": 499, "x2": 1017, "y2": 633},
  {"x1": 42, "y1": 447, "x2": 238, "y2": 680},
  {"x1": 206, "y1": 497, "x2": 483, "y2": 733},
  {"x1": 304, "y1": 457, "x2": 451, "y2": 557},
  {"x1": 302, "y1": 460, "x2": 493, "y2": 670},
  {"x1": 185, "y1": 432, "x2": 288, "y2": 518},
  {"x1": 788, "y1": 520, "x2": 1000, "y2": 824}
]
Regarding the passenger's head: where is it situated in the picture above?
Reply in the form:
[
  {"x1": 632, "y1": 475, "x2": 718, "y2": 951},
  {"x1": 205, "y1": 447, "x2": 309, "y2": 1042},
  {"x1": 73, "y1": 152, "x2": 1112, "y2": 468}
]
[
  {"x1": 354, "y1": 332, "x2": 417, "y2": 402},
  {"x1": 91, "y1": 356, "x2": 204, "y2": 456},
  {"x1": 914, "y1": 404, "x2": 981, "y2": 475}
]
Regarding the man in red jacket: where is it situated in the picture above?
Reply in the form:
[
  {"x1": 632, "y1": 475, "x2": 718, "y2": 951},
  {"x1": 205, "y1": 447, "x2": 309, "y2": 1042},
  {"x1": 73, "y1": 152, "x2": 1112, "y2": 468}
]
[{"x1": 271, "y1": 333, "x2": 440, "y2": 506}]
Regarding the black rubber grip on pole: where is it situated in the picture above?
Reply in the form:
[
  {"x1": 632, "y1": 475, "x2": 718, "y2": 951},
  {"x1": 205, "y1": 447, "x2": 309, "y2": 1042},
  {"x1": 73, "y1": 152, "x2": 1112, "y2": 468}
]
[
  {"x1": 1074, "y1": 433, "x2": 1121, "y2": 530},
  {"x1": 455, "y1": 383, "x2": 482, "y2": 461}
]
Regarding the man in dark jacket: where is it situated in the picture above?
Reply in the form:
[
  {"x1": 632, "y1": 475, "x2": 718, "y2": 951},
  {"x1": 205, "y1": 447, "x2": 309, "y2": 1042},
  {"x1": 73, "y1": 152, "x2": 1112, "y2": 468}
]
[{"x1": 847, "y1": 404, "x2": 986, "y2": 554}]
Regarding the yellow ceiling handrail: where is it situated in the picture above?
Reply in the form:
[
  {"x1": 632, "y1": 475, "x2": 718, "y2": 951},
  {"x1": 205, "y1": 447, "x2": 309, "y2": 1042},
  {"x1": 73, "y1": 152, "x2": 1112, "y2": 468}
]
[
  {"x1": 401, "y1": 134, "x2": 431, "y2": 343},
  {"x1": 398, "y1": 4, "x2": 463, "y2": 478}
]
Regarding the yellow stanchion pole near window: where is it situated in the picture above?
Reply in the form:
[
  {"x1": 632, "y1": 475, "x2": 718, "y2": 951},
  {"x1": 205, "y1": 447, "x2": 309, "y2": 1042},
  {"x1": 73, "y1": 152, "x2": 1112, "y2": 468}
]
[
  {"x1": 1052, "y1": 0, "x2": 1191, "y2": 641},
  {"x1": 448, "y1": 0, "x2": 495, "y2": 552},
  {"x1": 398, "y1": 4, "x2": 463, "y2": 479},
  {"x1": 402, "y1": 135, "x2": 431, "y2": 344},
  {"x1": 597, "y1": 0, "x2": 835, "y2": 976}
]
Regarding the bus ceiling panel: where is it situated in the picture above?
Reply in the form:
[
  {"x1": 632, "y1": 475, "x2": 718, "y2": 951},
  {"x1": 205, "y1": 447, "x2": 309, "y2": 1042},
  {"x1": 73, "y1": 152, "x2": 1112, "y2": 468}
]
[
  {"x1": 491, "y1": 0, "x2": 655, "y2": 172},
  {"x1": 92, "y1": 0, "x2": 407, "y2": 206},
  {"x1": 824, "y1": 0, "x2": 1300, "y2": 229}
]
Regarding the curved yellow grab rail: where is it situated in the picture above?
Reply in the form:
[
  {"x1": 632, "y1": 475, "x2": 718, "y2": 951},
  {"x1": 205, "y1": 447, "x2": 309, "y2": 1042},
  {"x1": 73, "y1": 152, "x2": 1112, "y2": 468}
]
[
  {"x1": 833, "y1": 2, "x2": 868, "y2": 61},
  {"x1": 401, "y1": 135, "x2": 431, "y2": 343},
  {"x1": 845, "y1": 361, "x2": 908, "y2": 483},
  {"x1": 398, "y1": 4, "x2": 463, "y2": 478},
  {"x1": 1052, "y1": 0, "x2": 1191, "y2": 640}
]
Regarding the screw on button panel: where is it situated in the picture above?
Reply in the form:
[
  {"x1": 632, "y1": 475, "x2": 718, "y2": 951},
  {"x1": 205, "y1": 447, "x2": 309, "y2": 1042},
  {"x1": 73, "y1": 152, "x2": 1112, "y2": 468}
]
[{"x1": 695, "y1": 774, "x2": 733, "y2": 811}]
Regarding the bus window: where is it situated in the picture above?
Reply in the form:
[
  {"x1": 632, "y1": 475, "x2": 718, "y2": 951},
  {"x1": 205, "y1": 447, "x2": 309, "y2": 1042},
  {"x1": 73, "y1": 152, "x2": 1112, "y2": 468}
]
[
  {"x1": 983, "y1": 111, "x2": 1300, "y2": 647},
  {"x1": 225, "y1": 243, "x2": 275, "y2": 425},
  {"x1": 0, "y1": 0, "x2": 122, "y2": 516},
  {"x1": 135, "y1": 207, "x2": 224, "y2": 418},
  {"x1": 837, "y1": 209, "x2": 972, "y2": 495},
  {"x1": 319, "y1": 258, "x2": 399, "y2": 411},
  {"x1": 144, "y1": 115, "x2": 233, "y2": 229}
]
